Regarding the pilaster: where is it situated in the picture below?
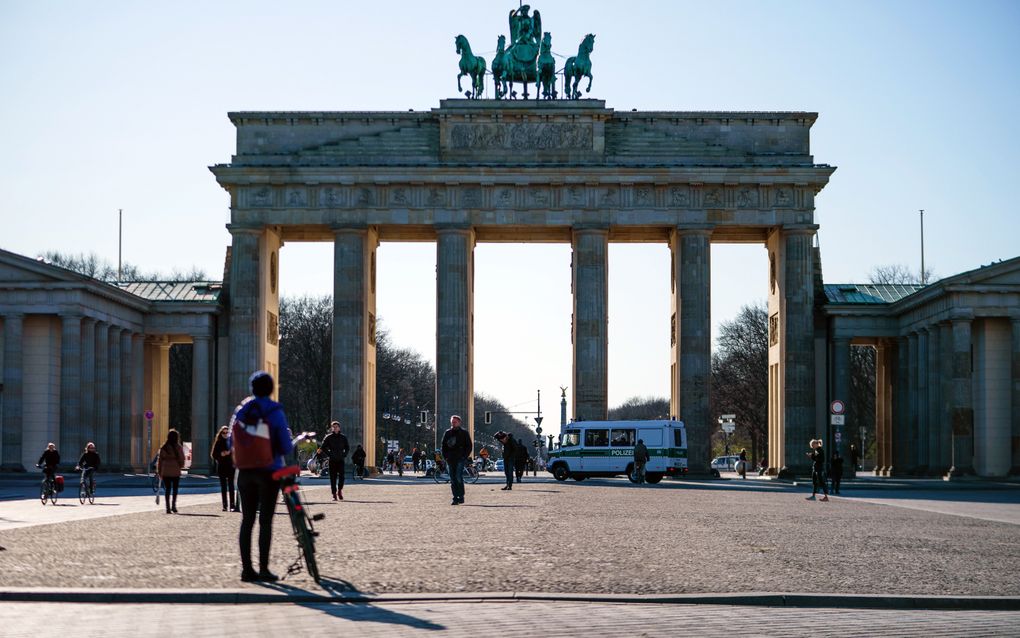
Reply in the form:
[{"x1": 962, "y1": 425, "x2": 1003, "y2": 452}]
[
  {"x1": 1012, "y1": 318, "x2": 1020, "y2": 475},
  {"x1": 120, "y1": 330, "x2": 134, "y2": 470},
  {"x1": 572, "y1": 227, "x2": 609, "y2": 423},
  {"x1": 947, "y1": 314, "x2": 974, "y2": 477},
  {"x1": 108, "y1": 325, "x2": 122, "y2": 468},
  {"x1": 131, "y1": 333, "x2": 145, "y2": 469},
  {"x1": 228, "y1": 228, "x2": 262, "y2": 404},
  {"x1": 671, "y1": 227, "x2": 711, "y2": 474},
  {"x1": 890, "y1": 335, "x2": 910, "y2": 476},
  {"x1": 94, "y1": 321, "x2": 110, "y2": 458},
  {"x1": 779, "y1": 228, "x2": 816, "y2": 475},
  {"x1": 59, "y1": 313, "x2": 82, "y2": 455},
  {"x1": 190, "y1": 335, "x2": 213, "y2": 474},
  {"x1": 80, "y1": 318, "x2": 96, "y2": 451},
  {"x1": 915, "y1": 328, "x2": 929, "y2": 474},
  {"x1": 926, "y1": 325, "x2": 942, "y2": 475},
  {"x1": 1, "y1": 314, "x2": 25, "y2": 470}
]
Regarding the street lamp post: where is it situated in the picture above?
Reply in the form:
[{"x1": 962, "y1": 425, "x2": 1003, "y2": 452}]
[{"x1": 718, "y1": 414, "x2": 736, "y2": 457}]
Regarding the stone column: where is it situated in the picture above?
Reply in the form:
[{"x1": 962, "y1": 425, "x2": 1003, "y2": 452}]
[
  {"x1": 228, "y1": 228, "x2": 262, "y2": 405},
  {"x1": 108, "y1": 325, "x2": 122, "y2": 469},
  {"x1": 874, "y1": 341, "x2": 890, "y2": 475},
  {"x1": 94, "y1": 321, "x2": 110, "y2": 458},
  {"x1": 59, "y1": 313, "x2": 82, "y2": 455},
  {"x1": 1010, "y1": 317, "x2": 1020, "y2": 475},
  {"x1": 190, "y1": 335, "x2": 213, "y2": 474},
  {"x1": 669, "y1": 228, "x2": 711, "y2": 474},
  {"x1": 915, "y1": 328, "x2": 929, "y2": 474},
  {"x1": 436, "y1": 227, "x2": 475, "y2": 447},
  {"x1": 119, "y1": 330, "x2": 134, "y2": 469},
  {"x1": 131, "y1": 333, "x2": 145, "y2": 469},
  {"x1": 80, "y1": 318, "x2": 96, "y2": 450},
  {"x1": 782, "y1": 228, "x2": 816, "y2": 475},
  {"x1": 1, "y1": 314, "x2": 24, "y2": 470},
  {"x1": 572, "y1": 228, "x2": 609, "y2": 422},
  {"x1": 926, "y1": 325, "x2": 942, "y2": 475},
  {"x1": 938, "y1": 322, "x2": 953, "y2": 472},
  {"x1": 332, "y1": 228, "x2": 378, "y2": 462},
  {"x1": 890, "y1": 336, "x2": 909, "y2": 475},
  {"x1": 831, "y1": 337, "x2": 851, "y2": 461},
  {"x1": 948, "y1": 315, "x2": 974, "y2": 477}
]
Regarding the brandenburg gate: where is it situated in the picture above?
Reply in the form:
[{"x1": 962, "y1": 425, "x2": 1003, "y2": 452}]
[{"x1": 210, "y1": 99, "x2": 833, "y2": 474}]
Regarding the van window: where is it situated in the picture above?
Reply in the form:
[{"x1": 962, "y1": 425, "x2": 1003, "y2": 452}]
[
  {"x1": 610, "y1": 429, "x2": 635, "y2": 446},
  {"x1": 674, "y1": 429, "x2": 685, "y2": 448},
  {"x1": 561, "y1": 430, "x2": 580, "y2": 447},
  {"x1": 638, "y1": 430, "x2": 663, "y2": 447},
  {"x1": 584, "y1": 429, "x2": 609, "y2": 447}
]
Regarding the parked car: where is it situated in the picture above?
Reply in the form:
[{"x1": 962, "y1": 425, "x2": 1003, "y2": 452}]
[
  {"x1": 495, "y1": 459, "x2": 504, "y2": 472},
  {"x1": 711, "y1": 455, "x2": 741, "y2": 471}
]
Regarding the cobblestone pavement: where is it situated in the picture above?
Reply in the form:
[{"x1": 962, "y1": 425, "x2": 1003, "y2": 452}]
[
  {"x1": 1, "y1": 475, "x2": 1018, "y2": 596},
  {"x1": 2, "y1": 600, "x2": 1018, "y2": 637}
]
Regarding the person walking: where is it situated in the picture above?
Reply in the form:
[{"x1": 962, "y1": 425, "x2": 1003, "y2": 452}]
[
  {"x1": 513, "y1": 436, "x2": 528, "y2": 483},
  {"x1": 495, "y1": 431, "x2": 517, "y2": 490},
  {"x1": 229, "y1": 370, "x2": 294, "y2": 583},
  {"x1": 352, "y1": 444, "x2": 367, "y2": 479},
  {"x1": 830, "y1": 450, "x2": 844, "y2": 495},
  {"x1": 737, "y1": 448, "x2": 748, "y2": 479},
  {"x1": 210, "y1": 426, "x2": 237, "y2": 512},
  {"x1": 441, "y1": 414, "x2": 471, "y2": 505},
  {"x1": 805, "y1": 439, "x2": 829, "y2": 501},
  {"x1": 396, "y1": 447, "x2": 405, "y2": 476},
  {"x1": 157, "y1": 429, "x2": 185, "y2": 514},
  {"x1": 633, "y1": 438, "x2": 649, "y2": 484},
  {"x1": 318, "y1": 421, "x2": 350, "y2": 501},
  {"x1": 849, "y1": 444, "x2": 860, "y2": 478},
  {"x1": 411, "y1": 446, "x2": 421, "y2": 473}
]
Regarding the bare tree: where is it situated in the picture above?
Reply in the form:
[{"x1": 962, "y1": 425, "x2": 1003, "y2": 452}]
[
  {"x1": 38, "y1": 250, "x2": 207, "y2": 282},
  {"x1": 608, "y1": 396, "x2": 670, "y2": 420},
  {"x1": 868, "y1": 264, "x2": 936, "y2": 285},
  {"x1": 710, "y1": 302, "x2": 768, "y2": 466}
]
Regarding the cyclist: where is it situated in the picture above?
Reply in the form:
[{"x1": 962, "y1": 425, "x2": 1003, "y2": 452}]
[
  {"x1": 352, "y1": 444, "x2": 366, "y2": 478},
  {"x1": 36, "y1": 442, "x2": 61, "y2": 483},
  {"x1": 229, "y1": 370, "x2": 293, "y2": 583},
  {"x1": 75, "y1": 442, "x2": 101, "y2": 493}
]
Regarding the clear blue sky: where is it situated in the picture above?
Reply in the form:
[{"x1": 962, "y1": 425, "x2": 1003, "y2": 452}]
[{"x1": 2, "y1": 1, "x2": 1018, "y2": 434}]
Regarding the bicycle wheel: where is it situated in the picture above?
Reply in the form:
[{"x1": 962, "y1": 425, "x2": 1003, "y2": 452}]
[
  {"x1": 79, "y1": 482, "x2": 87, "y2": 504},
  {"x1": 40, "y1": 480, "x2": 48, "y2": 505},
  {"x1": 296, "y1": 520, "x2": 320, "y2": 583},
  {"x1": 466, "y1": 466, "x2": 479, "y2": 484},
  {"x1": 433, "y1": 466, "x2": 450, "y2": 483},
  {"x1": 150, "y1": 472, "x2": 159, "y2": 494},
  {"x1": 88, "y1": 483, "x2": 95, "y2": 504}
]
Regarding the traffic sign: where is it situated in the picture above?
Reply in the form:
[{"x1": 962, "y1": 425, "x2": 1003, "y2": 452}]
[
  {"x1": 144, "y1": 410, "x2": 154, "y2": 420},
  {"x1": 834, "y1": 431, "x2": 843, "y2": 443},
  {"x1": 830, "y1": 414, "x2": 845, "y2": 425},
  {"x1": 830, "y1": 400, "x2": 845, "y2": 415},
  {"x1": 534, "y1": 416, "x2": 543, "y2": 426}
]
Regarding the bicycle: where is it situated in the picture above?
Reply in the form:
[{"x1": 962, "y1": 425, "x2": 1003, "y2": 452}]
[
  {"x1": 351, "y1": 464, "x2": 365, "y2": 480},
  {"x1": 149, "y1": 455, "x2": 160, "y2": 494},
  {"x1": 77, "y1": 466, "x2": 96, "y2": 504},
  {"x1": 275, "y1": 431, "x2": 324, "y2": 583},
  {"x1": 432, "y1": 458, "x2": 479, "y2": 484},
  {"x1": 37, "y1": 465, "x2": 58, "y2": 505}
]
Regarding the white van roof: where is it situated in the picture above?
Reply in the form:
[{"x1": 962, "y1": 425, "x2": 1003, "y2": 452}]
[{"x1": 564, "y1": 420, "x2": 685, "y2": 428}]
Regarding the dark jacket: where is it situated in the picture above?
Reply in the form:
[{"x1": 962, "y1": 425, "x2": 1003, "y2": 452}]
[
  {"x1": 830, "y1": 456, "x2": 844, "y2": 478},
  {"x1": 211, "y1": 437, "x2": 234, "y2": 475},
  {"x1": 441, "y1": 426, "x2": 472, "y2": 462},
  {"x1": 38, "y1": 449, "x2": 60, "y2": 468},
  {"x1": 810, "y1": 447, "x2": 825, "y2": 472},
  {"x1": 157, "y1": 443, "x2": 185, "y2": 478},
  {"x1": 320, "y1": 431, "x2": 350, "y2": 461},
  {"x1": 501, "y1": 436, "x2": 518, "y2": 461},
  {"x1": 77, "y1": 451, "x2": 101, "y2": 470},
  {"x1": 514, "y1": 438, "x2": 529, "y2": 468},
  {"x1": 352, "y1": 446, "x2": 367, "y2": 465},
  {"x1": 227, "y1": 395, "x2": 293, "y2": 471},
  {"x1": 633, "y1": 442, "x2": 649, "y2": 464}
]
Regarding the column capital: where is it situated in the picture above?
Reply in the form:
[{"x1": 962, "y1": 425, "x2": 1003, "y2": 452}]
[
  {"x1": 571, "y1": 225, "x2": 610, "y2": 235},
  {"x1": 950, "y1": 309, "x2": 974, "y2": 323},
  {"x1": 2, "y1": 312, "x2": 25, "y2": 320},
  {"x1": 780, "y1": 225, "x2": 820, "y2": 236},
  {"x1": 226, "y1": 224, "x2": 264, "y2": 236},
  {"x1": 331, "y1": 224, "x2": 370, "y2": 234}
]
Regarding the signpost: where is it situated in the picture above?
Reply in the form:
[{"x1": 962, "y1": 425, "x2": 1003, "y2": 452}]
[{"x1": 718, "y1": 414, "x2": 736, "y2": 456}]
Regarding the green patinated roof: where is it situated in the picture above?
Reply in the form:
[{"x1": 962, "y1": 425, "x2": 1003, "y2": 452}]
[
  {"x1": 823, "y1": 283, "x2": 925, "y2": 305},
  {"x1": 116, "y1": 281, "x2": 222, "y2": 303}
]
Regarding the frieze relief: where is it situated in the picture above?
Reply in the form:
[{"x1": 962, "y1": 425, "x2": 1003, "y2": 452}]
[
  {"x1": 237, "y1": 183, "x2": 806, "y2": 212},
  {"x1": 448, "y1": 122, "x2": 593, "y2": 150}
]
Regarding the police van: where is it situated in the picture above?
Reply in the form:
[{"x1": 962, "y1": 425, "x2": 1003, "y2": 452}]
[{"x1": 546, "y1": 420, "x2": 687, "y2": 484}]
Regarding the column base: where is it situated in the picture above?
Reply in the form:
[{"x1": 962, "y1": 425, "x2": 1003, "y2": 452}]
[
  {"x1": 944, "y1": 465, "x2": 975, "y2": 480},
  {"x1": 0, "y1": 463, "x2": 27, "y2": 472}
]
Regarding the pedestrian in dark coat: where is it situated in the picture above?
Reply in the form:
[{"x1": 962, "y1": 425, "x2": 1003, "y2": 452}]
[
  {"x1": 830, "y1": 451, "x2": 844, "y2": 495},
  {"x1": 849, "y1": 444, "x2": 860, "y2": 476},
  {"x1": 496, "y1": 432, "x2": 516, "y2": 490},
  {"x1": 513, "y1": 436, "x2": 528, "y2": 483},
  {"x1": 352, "y1": 445, "x2": 367, "y2": 478},
  {"x1": 805, "y1": 439, "x2": 829, "y2": 501},
  {"x1": 318, "y1": 421, "x2": 350, "y2": 501},
  {"x1": 210, "y1": 426, "x2": 237, "y2": 511},
  {"x1": 441, "y1": 415, "x2": 471, "y2": 505},
  {"x1": 157, "y1": 429, "x2": 185, "y2": 514},
  {"x1": 411, "y1": 447, "x2": 422, "y2": 473}
]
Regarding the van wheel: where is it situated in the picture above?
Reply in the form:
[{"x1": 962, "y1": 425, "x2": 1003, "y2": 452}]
[
  {"x1": 626, "y1": 464, "x2": 639, "y2": 483},
  {"x1": 572, "y1": 474, "x2": 586, "y2": 481},
  {"x1": 646, "y1": 473, "x2": 663, "y2": 484},
  {"x1": 552, "y1": 465, "x2": 569, "y2": 481}
]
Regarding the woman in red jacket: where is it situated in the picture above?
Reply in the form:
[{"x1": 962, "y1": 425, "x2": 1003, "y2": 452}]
[{"x1": 157, "y1": 429, "x2": 185, "y2": 514}]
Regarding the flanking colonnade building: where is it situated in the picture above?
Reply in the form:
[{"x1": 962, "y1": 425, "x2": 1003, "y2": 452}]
[{"x1": 1, "y1": 99, "x2": 1017, "y2": 477}]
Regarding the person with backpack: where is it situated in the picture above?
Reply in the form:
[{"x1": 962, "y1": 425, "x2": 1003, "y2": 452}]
[
  {"x1": 633, "y1": 438, "x2": 650, "y2": 484},
  {"x1": 317, "y1": 421, "x2": 349, "y2": 501},
  {"x1": 36, "y1": 442, "x2": 61, "y2": 484},
  {"x1": 75, "y1": 442, "x2": 101, "y2": 495},
  {"x1": 157, "y1": 429, "x2": 185, "y2": 514},
  {"x1": 229, "y1": 370, "x2": 294, "y2": 583}
]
